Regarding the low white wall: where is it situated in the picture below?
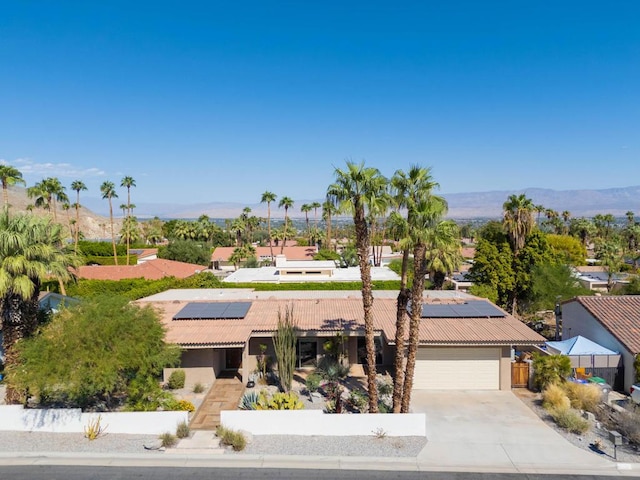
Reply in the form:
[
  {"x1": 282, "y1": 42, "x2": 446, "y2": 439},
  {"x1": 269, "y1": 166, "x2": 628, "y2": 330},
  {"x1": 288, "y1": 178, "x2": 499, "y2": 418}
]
[
  {"x1": 220, "y1": 410, "x2": 426, "y2": 437},
  {"x1": 0, "y1": 405, "x2": 188, "y2": 435}
]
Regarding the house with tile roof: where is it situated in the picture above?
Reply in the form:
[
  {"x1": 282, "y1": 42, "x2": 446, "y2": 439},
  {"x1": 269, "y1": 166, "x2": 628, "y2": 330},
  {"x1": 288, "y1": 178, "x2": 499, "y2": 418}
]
[
  {"x1": 136, "y1": 289, "x2": 544, "y2": 390},
  {"x1": 562, "y1": 295, "x2": 640, "y2": 392},
  {"x1": 76, "y1": 258, "x2": 205, "y2": 281},
  {"x1": 211, "y1": 246, "x2": 317, "y2": 269}
]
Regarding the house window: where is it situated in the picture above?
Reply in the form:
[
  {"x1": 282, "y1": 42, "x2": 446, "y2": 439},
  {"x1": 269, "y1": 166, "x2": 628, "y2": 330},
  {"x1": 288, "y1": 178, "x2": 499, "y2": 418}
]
[
  {"x1": 297, "y1": 340, "x2": 317, "y2": 367},
  {"x1": 357, "y1": 337, "x2": 383, "y2": 365}
]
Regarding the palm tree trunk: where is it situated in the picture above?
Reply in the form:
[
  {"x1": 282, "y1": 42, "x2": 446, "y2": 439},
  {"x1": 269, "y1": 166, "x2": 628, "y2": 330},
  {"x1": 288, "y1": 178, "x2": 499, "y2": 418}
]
[
  {"x1": 2, "y1": 185, "x2": 8, "y2": 208},
  {"x1": 281, "y1": 210, "x2": 288, "y2": 253},
  {"x1": 74, "y1": 202, "x2": 80, "y2": 253},
  {"x1": 401, "y1": 243, "x2": 427, "y2": 412},
  {"x1": 126, "y1": 188, "x2": 131, "y2": 265},
  {"x1": 392, "y1": 248, "x2": 411, "y2": 412},
  {"x1": 267, "y1": 203, "x2": 274, "y2": 263},
  {"x1": 109, "y1": 198, "x2": 118, "y2": 265},
  {"x1": 326, "y1": 211, "x2": 332, "y2": 251}
]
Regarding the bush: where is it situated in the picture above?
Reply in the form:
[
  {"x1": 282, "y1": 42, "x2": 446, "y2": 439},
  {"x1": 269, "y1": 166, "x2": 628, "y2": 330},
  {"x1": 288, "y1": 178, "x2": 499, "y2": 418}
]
[
  {"x1": 159, "y1": 432, "x2": 177, "y2": 448},
  {"x1": 168, "y1": 370, "x2": 186, "y2": 390},
  {"x1": 85, "y1": 255, "x2": 136, "y2": 266},
  {"x1": 532, "y1": 354, "x2": 571, "y2": 390},
  {"x1": 176, "y1": 421, "x2": 190, "y2": 439},
  {"x1": 164, "y1": 398, "x2": 195, "y2": 412},
  {"x1": 255, "y1": 391, "x2": 304, "y2": 410},
  {"x1": 193, "y1": 382, "x2": 205, "y2": 394},
  {"x1": 549, "y1": 407, "x2": 590, "y2": 434},
  {"x1": 239, "y1": 391, "x2": 260, "y2": 410},
  {"x1": 562, "y1": 382, "x2": 602, "y2": 412},
  {"x1": 216, "y1": 425, "x2": 246, "y2": 451},
  {"x1": 542, "y1": 384, "x2": 571, "y2": 411},
  {"x1": 305, "y1": 373, "x2": 322, "y2": 393}
]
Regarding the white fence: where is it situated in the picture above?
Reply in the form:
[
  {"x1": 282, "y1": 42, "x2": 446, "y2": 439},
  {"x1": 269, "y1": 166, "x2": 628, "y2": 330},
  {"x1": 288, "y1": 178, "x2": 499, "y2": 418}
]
[
  {"x1": 220, "y1": 410, "x2": 426, "y2": 437},
  {"x1": 0, "y1": 405, "x2": 188, "y2": 435}
]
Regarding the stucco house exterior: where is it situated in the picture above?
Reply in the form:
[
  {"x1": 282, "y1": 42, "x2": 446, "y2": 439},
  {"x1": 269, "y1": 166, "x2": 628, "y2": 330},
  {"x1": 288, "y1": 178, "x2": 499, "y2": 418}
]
[
  {"x1": 137, "y1": 289, "x2": 544, "y2": 391},
  {"x1": 562, "y1": 295, "x2": 640, "y2": 392}
]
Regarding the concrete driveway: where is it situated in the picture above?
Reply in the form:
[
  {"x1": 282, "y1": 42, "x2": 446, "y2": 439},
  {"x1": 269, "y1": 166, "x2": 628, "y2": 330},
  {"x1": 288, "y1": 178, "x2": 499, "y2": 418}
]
[{"x1": 410, "y1": 390, "x2": 622, "y2": 474}]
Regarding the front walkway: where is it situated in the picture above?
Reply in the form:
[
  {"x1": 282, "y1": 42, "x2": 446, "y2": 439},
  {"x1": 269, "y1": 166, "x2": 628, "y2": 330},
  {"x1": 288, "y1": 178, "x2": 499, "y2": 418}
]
[{"x1": 189, "y1": 372, "x2": 244, "y2": 431}]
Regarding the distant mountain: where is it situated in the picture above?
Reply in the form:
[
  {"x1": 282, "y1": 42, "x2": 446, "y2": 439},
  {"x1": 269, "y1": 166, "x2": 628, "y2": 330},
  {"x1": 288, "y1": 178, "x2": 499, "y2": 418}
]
[{"x1": 45, "y1": 186, "x2": 640, "y2": 220}]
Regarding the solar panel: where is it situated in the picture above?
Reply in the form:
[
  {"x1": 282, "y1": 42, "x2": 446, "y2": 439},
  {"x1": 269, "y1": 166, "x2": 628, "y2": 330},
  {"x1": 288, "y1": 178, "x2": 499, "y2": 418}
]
[
  {"x1": 422, "y1": 300, "x2": 505, "y2": 318},
  {"x1": 173, "y1": 302, "x2": 252, "y2": 320}
]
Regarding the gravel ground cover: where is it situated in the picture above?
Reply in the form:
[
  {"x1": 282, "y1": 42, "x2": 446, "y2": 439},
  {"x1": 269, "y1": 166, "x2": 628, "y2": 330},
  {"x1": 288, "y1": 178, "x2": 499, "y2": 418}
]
[
  {"x1": 514, "y1": 389, "x2": 640, "y2": 463},
  {"x1": 0, "y1": 431, "x2": 161, "y2": 454},
  {"x1": 239, "y1": 435, "x2": 427, "y2": 457}
]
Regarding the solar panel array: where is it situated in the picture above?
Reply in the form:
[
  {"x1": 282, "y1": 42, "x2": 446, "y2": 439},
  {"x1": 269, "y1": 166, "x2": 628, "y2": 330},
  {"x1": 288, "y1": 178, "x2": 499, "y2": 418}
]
[
  {"x1": 421, "y1": 300, "x2": 505, "y2": 318},
  {"x1": 173, "y1": 302, "x2": 252, "y2": 320}
]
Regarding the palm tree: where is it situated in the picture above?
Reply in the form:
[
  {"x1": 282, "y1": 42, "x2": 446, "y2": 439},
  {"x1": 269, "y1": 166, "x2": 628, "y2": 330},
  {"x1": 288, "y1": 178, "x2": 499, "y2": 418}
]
[
  {"x1": 100, "y1": 181, "x2": 119, "y2": 265},
  {"x1": 27, "y1": 177, "x2": 68, "y2": 222},
  {"x1": 322, "y1": 200, "x2": 337, "y2": 251},
  {"x1": 301, "y1": 204, "x2": 312, "y2": 245},
  {"x1": 327, "y1": 161, "x2": 386, "y2": 413},
  {"x1": 389, "y1": 165, "x2": 440, "y2": 412},
  {"x1": 425, "y1": 220, "x2": 462, "y2": 289},
  {"x1": 278, "y1": 196, "x2": 294, "y2": 253},
  {"x1": 0, "y1": 211, "x2": 78, "y2": 403},
  {"x1": 121, "y1": 176, "x2": 136, "y2": 265},
  {"x1": 261, "y1": 191, "x2": 277, "y2": 262},
  {"x1": 0, "y1": 165, "x2": 25, "y2": 208},
  {"x1": 70, "y1": 180, "x2": 87, "y2": 253},
  {"x1": 311, "y1": 201, "x2": 322, "y2": 229},
  {"x1": 503, "y1": 194, "x2": 535, "y2": 254}
]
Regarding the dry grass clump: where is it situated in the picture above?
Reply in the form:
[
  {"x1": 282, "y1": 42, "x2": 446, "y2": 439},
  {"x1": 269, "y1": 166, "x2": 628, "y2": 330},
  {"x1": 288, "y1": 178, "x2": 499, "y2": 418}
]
[
  {"x1": 548, "y1": 407, "x2": 590, "y2": 434},
  {"x1": 216, "y1": 425, "x2": 247, "y2": 451},
  {"x1": 542, "y1": 383, "x2": 570, "y2": 411},
  {"x1": 562, "y1": 382, "x2": 601, "y2": 412}
]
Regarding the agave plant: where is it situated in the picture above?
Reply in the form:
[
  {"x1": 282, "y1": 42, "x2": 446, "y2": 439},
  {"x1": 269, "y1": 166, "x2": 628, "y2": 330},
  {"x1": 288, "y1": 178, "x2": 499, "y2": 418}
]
[{"x1": 239, "y1": 391, "x2": 260, "y2": 410}]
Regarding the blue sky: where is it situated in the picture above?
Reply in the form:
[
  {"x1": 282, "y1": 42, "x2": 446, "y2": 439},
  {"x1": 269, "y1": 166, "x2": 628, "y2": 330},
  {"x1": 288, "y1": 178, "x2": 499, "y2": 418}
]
[{"x1": 1, "y1": 1, "x2": 638, "y2": 208}]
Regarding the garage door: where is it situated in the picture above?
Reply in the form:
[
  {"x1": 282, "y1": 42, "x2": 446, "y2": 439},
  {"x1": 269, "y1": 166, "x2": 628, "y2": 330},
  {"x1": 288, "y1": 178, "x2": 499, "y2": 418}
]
[{"x1": 413, "y1": 347, "x2": 500, "y2": 390}]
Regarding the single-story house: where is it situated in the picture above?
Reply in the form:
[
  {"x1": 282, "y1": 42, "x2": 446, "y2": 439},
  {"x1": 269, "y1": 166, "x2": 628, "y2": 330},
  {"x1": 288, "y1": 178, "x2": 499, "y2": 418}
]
[
  {"x1": 129, "y1": 248, "x2": 158, "y2": 263},
  {"x1": 75, "y1": 258, "x2": 205, "y2": 281},
  {"x1": 211, "y1": 246, "x2": 317, "y2": 268},
  {"x1": 562, "y1": 295, "x2": 640, "y2": 392},
  {"x1": 573, "y1": 266, "x2": 631, "y2": 292},
  {"x1": 137, "y1": 289, "x2": 544, "y2": 390}
]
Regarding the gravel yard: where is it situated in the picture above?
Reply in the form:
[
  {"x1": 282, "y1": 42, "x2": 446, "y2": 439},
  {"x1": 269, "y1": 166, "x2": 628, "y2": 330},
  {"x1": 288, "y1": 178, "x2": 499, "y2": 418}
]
[
  {"x1": 0, "y1": 431, "x2": 161, "y2": 454},
  {"x1": 514, "y1": 388, "x2": 640, "y2": 463}
]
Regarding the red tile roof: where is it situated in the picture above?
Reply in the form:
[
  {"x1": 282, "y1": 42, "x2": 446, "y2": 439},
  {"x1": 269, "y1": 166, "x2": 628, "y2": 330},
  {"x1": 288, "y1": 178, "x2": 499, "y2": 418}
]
[
  {"x1": 77, "y1": 259, "x2": 204, "y2": 281},
  {"x1": 141, "y1": 297, "x2": 544, "y2": 347},
  {"x1": 572, "y1": 296, "x2": 640, "y2": 354},
  {"x1": 212, "y1": 246, "x2": 316, "y2": 262}
]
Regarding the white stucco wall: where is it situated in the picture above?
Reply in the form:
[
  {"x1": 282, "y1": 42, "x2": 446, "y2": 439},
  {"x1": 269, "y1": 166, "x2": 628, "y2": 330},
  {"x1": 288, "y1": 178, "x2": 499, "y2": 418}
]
[
  {"x1": 220, "y1": 410, "x2": 426, "y2": 437},
  {"x1": 0, "y1": 405, "x2": 188, "y2": 434},
  {"x1": 562, "y1": 302, "x2": 634, "y2": 392}
]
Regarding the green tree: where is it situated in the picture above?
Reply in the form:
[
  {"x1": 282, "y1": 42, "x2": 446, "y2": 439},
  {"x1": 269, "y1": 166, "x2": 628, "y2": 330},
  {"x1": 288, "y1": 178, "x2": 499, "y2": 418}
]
[
  {"x1": 594, "y1": 238, "x2": 624, "y2": 291},
  {"x1": 527, "y1": 262, "x2": 591, "y2": 312},
  {"x1": 546, "y1": 234, "x2": 587, "y2": 265},
  {"x1": 468, "y1": 236, "x2": 515, "y2": 307},
  {"x1": 121, "y1": 176, "x2": 136, "y2": 265},
  {"x1": 260, "y1": 191, "x2": 277, "y2": 263},
  {"x1": 158, "y1": 239, "x2": 211, "y2": 266},
  {"x1": 322, "y1": 200, "x2": 338, "y2": 251},
  {"x1": 100, "y1": 181, "x2": 119, "y2": 265},
  {"x1": 9, "y1": 295, "x2": 180, "y2": 409},
  {"x1": 569, "y1": 217, "x2": 596, "y2": 246},
  {"x1": 27, "y1": 177, "x2": 69, "y2": 223},
  {"x1": 278, "y1": 196, "x2": 294, "y2": 253},
  {"x1": 327, "y1": 161, "x2": 386, "y2": 413},
  {"x1": 0, "y1": 211, "x2": 79, "y2": 403},
  {"x1": 503, "y1": 194, "x2": 535, "y2": 254},
  {"x1": 301, "y1": 203, "x2": 312, "y2": 245},
  {"x1": 425, "y1": 220, "x2": 462, "y2": 289},
  {"x1": 0, "y1": 165, "x2": 25, "y2": 209},
  {"x1": 70, "y1": 180, "x2": 87, "y2": 254}
]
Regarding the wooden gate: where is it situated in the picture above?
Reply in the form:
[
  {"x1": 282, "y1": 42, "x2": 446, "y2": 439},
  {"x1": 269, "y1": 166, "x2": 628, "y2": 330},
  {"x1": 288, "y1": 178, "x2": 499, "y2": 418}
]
[{"x1": 511, "y1": 362, "x2": 529, "y2": 388}]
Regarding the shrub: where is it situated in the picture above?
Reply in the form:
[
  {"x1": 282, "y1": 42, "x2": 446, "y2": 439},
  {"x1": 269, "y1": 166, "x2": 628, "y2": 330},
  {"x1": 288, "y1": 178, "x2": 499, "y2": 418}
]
[
  {"x1": 346, "y1": 390, "x2": 367, "y2": 412},
  {"x1": 305, "y1": 373, "x2": 322, "y2": 393},
  {"x1": 255, "y1": 391, "x2": 304, "y2": 410},
  {"x1": 562, "y1": 382, "x2": 602, "y2": 412},
  {"x1": 176, "y1": 421, "x2": 190, "y2": 439},
  {"x1": 532, "y1": 354, "x2": 571, "y2": 390},
  {"x1": 542, "y1": 384, "x2": 571, "y2": 411},
  {"x1": 216, "y1": 425, "x2": 246, "y2": 451},
  {"x1": 159, "y1": 432, "x2": 177, "y2": 448},
  {"x1": 167, "y1": 370, "x2": 186, "y2": 390},
  {"x1": 193, "y1": 382, "x2": 205, "y2": 394},
  {"x1": 549, "y1": 407, "x2": 590, "y2": 434},
  {"x1": 239, "y1": 391, "x2": 260, "y2": 410},
  {"x1": 84, "y1": 415, "x2": 107, "y2": 441}
]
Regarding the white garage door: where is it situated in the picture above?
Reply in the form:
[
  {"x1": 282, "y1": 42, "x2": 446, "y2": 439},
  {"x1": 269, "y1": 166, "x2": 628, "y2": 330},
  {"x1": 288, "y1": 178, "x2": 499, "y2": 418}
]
[{"x1": 413, "y1": 347, "x2": 500, "y2": 390}]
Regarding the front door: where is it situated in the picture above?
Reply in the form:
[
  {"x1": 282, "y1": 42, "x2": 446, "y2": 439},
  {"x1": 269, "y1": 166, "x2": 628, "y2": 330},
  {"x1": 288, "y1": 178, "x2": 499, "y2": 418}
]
[
  {"x1": 297, "y1": 340, "x2": 318, "y2": 367},
  {"x1": 225, "y1": 348, "x2": 243, "y2": 369}
]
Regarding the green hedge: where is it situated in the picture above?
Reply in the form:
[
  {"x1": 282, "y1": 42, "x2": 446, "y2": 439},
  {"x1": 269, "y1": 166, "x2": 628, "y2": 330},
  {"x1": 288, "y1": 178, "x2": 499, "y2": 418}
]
[
  {"x1": 78, "y1": 241, "x2": 128, "y2": 256},
  {"x1": 85, "y1": 255, "x2": 137, "y2": 266}
]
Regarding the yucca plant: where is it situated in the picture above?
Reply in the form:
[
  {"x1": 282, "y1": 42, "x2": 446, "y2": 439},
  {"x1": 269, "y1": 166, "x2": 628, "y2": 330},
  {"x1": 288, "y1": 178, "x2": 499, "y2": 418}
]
[{"x1": 239, "y1": 390, "x2": 260, "y2": 410}]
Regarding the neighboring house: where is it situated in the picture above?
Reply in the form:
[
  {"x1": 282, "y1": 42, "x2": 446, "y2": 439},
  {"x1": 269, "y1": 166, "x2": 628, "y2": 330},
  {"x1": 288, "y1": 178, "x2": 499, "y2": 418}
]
[
  {"x1": 449, "y1": 264, "x2": 473, "y2": 291},
  {"x1": 222, "y1": 255, "x2": 400, "y2": 283},
  {"x1": 562, "y1": 296, "x2": 640, "y2": 392},
  {"x1": 573, "y1": 266, "x2": 631, "y2": 292},
  {"x1": 212, "y1": 246, "x2": 317, "y2": 268},
  {"x1": 76, "y1": 258, "x2": 205, "y2": 281},
  {"x1": 136, "y1": 289, "x2": 544, "y2": 390},
  {"x1": 129, "y1": 248, "x2": 158, "y2": 263}
]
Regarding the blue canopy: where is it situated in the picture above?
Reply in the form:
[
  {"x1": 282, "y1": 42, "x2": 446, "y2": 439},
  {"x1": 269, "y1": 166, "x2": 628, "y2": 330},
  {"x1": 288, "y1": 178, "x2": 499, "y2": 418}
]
[{"x1": 546, "y1": 335, "x2": 618, "y2": 356}]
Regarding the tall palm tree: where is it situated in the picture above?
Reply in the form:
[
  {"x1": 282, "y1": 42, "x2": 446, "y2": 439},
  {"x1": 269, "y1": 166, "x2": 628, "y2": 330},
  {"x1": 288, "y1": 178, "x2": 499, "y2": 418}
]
[
  {"x1": 100, "y1": 181, "x2": 119, "y2": 265},
  {"x1": 261, "y1": 191, "x2": 277, "y2": 262},
  {"x1": 70, "y1": 180, "x2": 87, "y2": 254},
  {"x1": 0, "y1": 211, "x2": 78, "y2": 403},
  {"x1": 327, "y1": 161, "x2": 386, "y2": 413},
  {"x1": 278, "y1": 196, "x2": 294, "y2": 253},
  {"x1": 0, "y1": 165, "x2": 25, "y2": 208},
  {"x1": 503, "y1": 194, "x2": 535, "y2": 254},
  {"x1": 425, "y1": 220, "x2": 462, "y2": 289},
  {"x1": 27, "y1": 177, "x2": 68, "y2": 222},
  {"x1": 301, "y1": 203, "x2": 312, "y2": 245},
  {"x1": 311, "y1": 201, "x2": 322, "y2": 230},
  {"x1": 322, "y1": 200, "x2": 337, "y2": 251},
  {"x1": 121, "y1": 176, "x2": 136, "y2": 265},
  {"x1": 389, "y1": 165, "x2": 441, "y2": 412}
]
